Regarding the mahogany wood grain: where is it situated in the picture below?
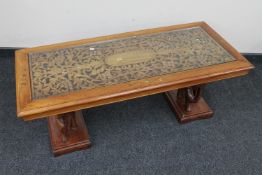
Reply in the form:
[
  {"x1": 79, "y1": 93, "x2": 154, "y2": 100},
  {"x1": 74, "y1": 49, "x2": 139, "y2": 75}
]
[
  {"x1": 48, "y1": 111, "x2": 91, "y2": 156},
  {"x1": 165, "y1": 85, "x2": 213, "y2": 123}
]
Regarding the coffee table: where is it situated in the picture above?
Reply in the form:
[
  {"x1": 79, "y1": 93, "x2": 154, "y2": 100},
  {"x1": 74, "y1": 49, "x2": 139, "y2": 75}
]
[{"x1": 15, "y1": 22, "x2": 254, "y2": 156}]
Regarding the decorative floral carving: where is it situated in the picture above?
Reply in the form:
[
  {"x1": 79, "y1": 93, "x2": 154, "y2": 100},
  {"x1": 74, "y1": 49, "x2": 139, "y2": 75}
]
[{"x1": 29, "y1": 27, "x2": 235, "y2": 99}]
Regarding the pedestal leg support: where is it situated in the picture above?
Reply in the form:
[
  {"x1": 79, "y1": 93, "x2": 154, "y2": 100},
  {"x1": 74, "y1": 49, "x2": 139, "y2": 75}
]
[
  {"x1": 165, "y1": 84, "x2": 213, "y2": 123},
  {"x1": 48, "y1": 111, "x2": 91, "y2": 156}
]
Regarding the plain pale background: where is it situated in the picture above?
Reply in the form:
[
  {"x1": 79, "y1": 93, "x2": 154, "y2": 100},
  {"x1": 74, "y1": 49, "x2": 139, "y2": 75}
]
[{"x1": 0, "y1": 0, "x2": 261, "y2": 52}]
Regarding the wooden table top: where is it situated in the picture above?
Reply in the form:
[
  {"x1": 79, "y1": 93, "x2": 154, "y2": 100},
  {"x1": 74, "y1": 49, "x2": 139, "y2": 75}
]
[{"x1": 15, "y1": 22, "x2": 254, "y2": 121}]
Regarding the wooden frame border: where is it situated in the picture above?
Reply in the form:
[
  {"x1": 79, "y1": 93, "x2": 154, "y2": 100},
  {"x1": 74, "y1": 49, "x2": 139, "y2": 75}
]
[{"x1": 16, "y1": 21, "x2": 254, "y2": 121}]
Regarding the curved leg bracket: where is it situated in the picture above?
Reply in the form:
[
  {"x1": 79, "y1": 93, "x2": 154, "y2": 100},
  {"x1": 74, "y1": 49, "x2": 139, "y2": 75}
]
[
  {"x1": 48, "y1": 111, "x2": 91, "y2": 156},
  {"x1": 165, "y1": 84, "x2": 213, "y2": 123}
]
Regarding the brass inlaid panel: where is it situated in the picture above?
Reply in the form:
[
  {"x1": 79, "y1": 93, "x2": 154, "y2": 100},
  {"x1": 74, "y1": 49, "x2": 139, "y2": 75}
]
[{"x1": 29, "y1": 27, "x2": 235, "y2": 99}]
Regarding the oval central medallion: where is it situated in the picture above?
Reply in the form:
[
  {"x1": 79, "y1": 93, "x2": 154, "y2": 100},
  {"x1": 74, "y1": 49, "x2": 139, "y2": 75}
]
[{"x1": 105, "y1": 50, "x2": 154, "y2": 66}]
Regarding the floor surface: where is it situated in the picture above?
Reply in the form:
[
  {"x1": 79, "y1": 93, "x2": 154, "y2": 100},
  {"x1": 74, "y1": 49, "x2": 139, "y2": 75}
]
[{"x1": 0, "y1": 51, "x2": 261, "y2": 175}]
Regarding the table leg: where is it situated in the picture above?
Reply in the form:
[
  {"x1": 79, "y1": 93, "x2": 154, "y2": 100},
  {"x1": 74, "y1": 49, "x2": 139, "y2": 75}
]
[
  {"x1": 47, "y1": 111, "x2": 91, "y2": 156},
  {"x1": 165, "y1": 84, "x2": 213, "y2": 123}
]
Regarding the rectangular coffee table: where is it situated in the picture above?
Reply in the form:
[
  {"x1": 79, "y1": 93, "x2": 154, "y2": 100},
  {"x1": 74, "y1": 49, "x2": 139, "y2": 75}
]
[{"x1": 15, "y1": 22, "x2": 254, "y2": 156}]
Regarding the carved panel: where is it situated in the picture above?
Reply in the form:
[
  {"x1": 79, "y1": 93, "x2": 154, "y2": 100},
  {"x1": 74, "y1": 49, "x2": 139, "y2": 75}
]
[{"x1": 28, "y1": 27, "x2": 235, "y2": 99}]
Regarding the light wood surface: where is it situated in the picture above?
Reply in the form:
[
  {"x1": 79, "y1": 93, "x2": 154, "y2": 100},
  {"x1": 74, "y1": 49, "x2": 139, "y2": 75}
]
[{"x1": 15, "y1": 22, "x2": 254, "y2": 121}]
